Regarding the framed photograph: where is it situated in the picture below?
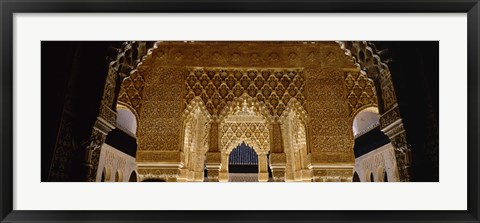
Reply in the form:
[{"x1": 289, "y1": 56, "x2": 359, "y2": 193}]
[{"x1": 1, "y1": 0, "x2": 479, "y2": 222}]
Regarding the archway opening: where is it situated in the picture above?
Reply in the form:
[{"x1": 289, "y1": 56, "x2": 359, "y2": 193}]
[
  {"x1": 115, "y1": 170, "x2": 123, "y2": 182},
  {"x1": 101, "y1": 166, "x2": 111, "y2": 182},
  {"x1": 218, "y1": 95, "x2": 271, "y2": 182},
  {"x1": 352, "y1": 107, "x2": 379, "y2": 138},
  {"x1": 353, "y1": 172, "x2": 360, "y2": 182},
  {"x1": 116, "y1": 106, "x2": 138, "y2": 137},
  {"x1": 383, "y1": 171, "x2": 388, "y2": 182},
  {"x1": 100, "y1": 168, "x2": 106, "y2": 182},
  {"x1": 128, "y1": 171, "x2": 138, "y2": 182},
  {"x1": 370, "y1": 172, "x2": 375, "y2": 182},
  {"x1": 228, "y1": 142, "x2": 259, "y2": 182}
]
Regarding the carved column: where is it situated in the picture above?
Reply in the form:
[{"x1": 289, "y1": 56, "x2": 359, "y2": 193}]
[
  {"x1": 206, "y1": 121, "x2": 221, "y2": 182},
  {"x1": 218, "y1": 151, "x2": 229, "y2": 182},
  {"x1": 193, "y1": 153, "x2": 206, "y2": 182},
  {"x1": 380, "y1": 107, "x2": 412, "y2": 182},
  {"x1": 177, "y1": 152, "x2": 188, "y2": 182},
  {"x1": 83, "y1": 62, "x2": 124, "y2": 182},
  {"x1": 187, "y1": 152, "x2": 196, "y2": 181},
  {"x1": 378, "y1": 70, "x2": 412, "y2": 182},
  {"x1": 83, "y1": 104, "x2": 117, "y2": 182},
  {"x1": 206, "y1": 152, "x2": 221, "y2": 182},
  {"x1": 258, "y1": 152, "x2": 269, "y2": 182},
  {"x1": 269, "y1": 153, "x2": 286, "y2": 182},
  {"x1": 299, "y1": 147, "x2": 312, "y2": 182},
  {"x1": 269, "y1": 122, "x2": 286, "y2": 182}
]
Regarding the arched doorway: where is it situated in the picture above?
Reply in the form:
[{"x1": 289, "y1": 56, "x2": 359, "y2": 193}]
[
  {"x1": 228, "y1": 143, "x2": 259, "y2": 182},
  {"x1": 128, "y1": 170, "x2": 138, "y2": 182},
  {"x1": 180, "y1": 97, "x2": 211, "y2": 182},
  {"x1": 218, "y1": 95, "x2": 272, "y2": 182}
]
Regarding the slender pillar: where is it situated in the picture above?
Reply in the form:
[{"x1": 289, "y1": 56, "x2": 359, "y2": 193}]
[
  {"x1": 269, "y1": 122, "x2": 286, "y2": 182},
  {"x1": 377, "y1": 69, "x2": 412, "y2": 182},
  {"x1": 218, "y1": 152, "x2": 229, "y2": 182},
  {"x1": 186, "y1": 152, "x2": 196, "y2": 181},
  {"x1": 381, "y1": 115, "x2": 412, "y2": 182},
  {"x1": 269, "y1": 153, "x2": 286, "y2": 182},
  {"x1": 193, "y1": 154, "x2": 205, "y2": 182},
  {"x1": 206, "y1": 121, "x2": 221, "y2": 182},
  {"x1": 258, "y1": 153, "x2": 269, "y2": 182}
]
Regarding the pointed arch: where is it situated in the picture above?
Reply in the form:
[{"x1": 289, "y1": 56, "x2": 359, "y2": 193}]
[
  {"x1": 352, "y1": 106, "x2": 380, "y2": 137},
  {"x1": 181, "y1": 97, "x2": 212, "y2": 182},
  {"x1": 280, "y1": 98, "x2": 310, "y2": 181},
  {"x1": 218, "y1": 94, "x2": 272, "y2": 155},
  {"x1": 116, "y1": 103, "x2": 139, "y2": 136},
  {"x1": 218, "y1": 93, "x2": 273, "y2": 125}
]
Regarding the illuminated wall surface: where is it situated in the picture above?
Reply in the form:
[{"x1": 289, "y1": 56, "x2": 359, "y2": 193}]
[{"x1": 42, "y1": 41, "x2": 439, "y2": 182}]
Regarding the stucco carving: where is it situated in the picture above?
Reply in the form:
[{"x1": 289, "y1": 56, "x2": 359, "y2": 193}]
[
  {"x1": 185, "y1": 68, "x2": 305, "y2": 117},
  {"x1": 343, "y1": 71, "x2": 378, "y2": 117},
  {"x1": 338, "y1": 41, "x2": 412, "y2": 181},
  {"x1": 354, "y1": 143, "x2": 399, "y2": 182},
  {"x1": 96, "y1": 143, "x2": 137, "y2": 182}
]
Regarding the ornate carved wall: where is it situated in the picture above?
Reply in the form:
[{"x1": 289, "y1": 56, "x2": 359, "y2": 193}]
[
  {"x1": 126, "y1": 42, "x2": 375, "y2": 182},
  {"x1": 185, "y1": 68, "x2": 305, "y2": 117},
  {"x1": 49, "y1": 41, "x2": 423, "y2": 182},
  {"x1": 354, "y1": 143, "x2": 399, "y2": 182},
  {"x1": 218, "y1": 95, "x2": 272, "y2": 182},
  {"x1": 96, "y1": 143, "x2": 137, "y2": 182},
  {"x1": 344, "y1": 71, "x2": 378, "y2": 118},
  {"x1": 304, "y1": 68, "x2": 356, "y2": 182}
]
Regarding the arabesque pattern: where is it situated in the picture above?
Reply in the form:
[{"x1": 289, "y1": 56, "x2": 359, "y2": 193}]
[
  {"x1": 118, "y1": 71, "x2": 145, "y2": 117},
  {"x1": 344, "y1": 71, "x2": 378, "y2": 117},
  {"x1": 185, "y1": 68, "x2": 305, "y2": 117},
  {"x1": 220, "y1": 122, "x2": 270, "y2": 154}
]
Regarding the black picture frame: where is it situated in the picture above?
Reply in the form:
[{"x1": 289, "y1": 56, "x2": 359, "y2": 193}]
[{"x1": 1, "y1": 0, "x2": 479, "y2": 222}]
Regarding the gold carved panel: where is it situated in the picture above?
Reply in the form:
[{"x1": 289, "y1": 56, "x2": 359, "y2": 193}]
[
  {"x1": 343, "y1": 71, "x2": 378, "y2": 117},
  {"x1": 185, "y1": 68, "x2": 305, "y2": 117}
]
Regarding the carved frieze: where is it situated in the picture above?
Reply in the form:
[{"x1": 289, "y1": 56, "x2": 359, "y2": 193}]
[{"x1": 139, "y1": 41, "x2": 354, "y2": 69}]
